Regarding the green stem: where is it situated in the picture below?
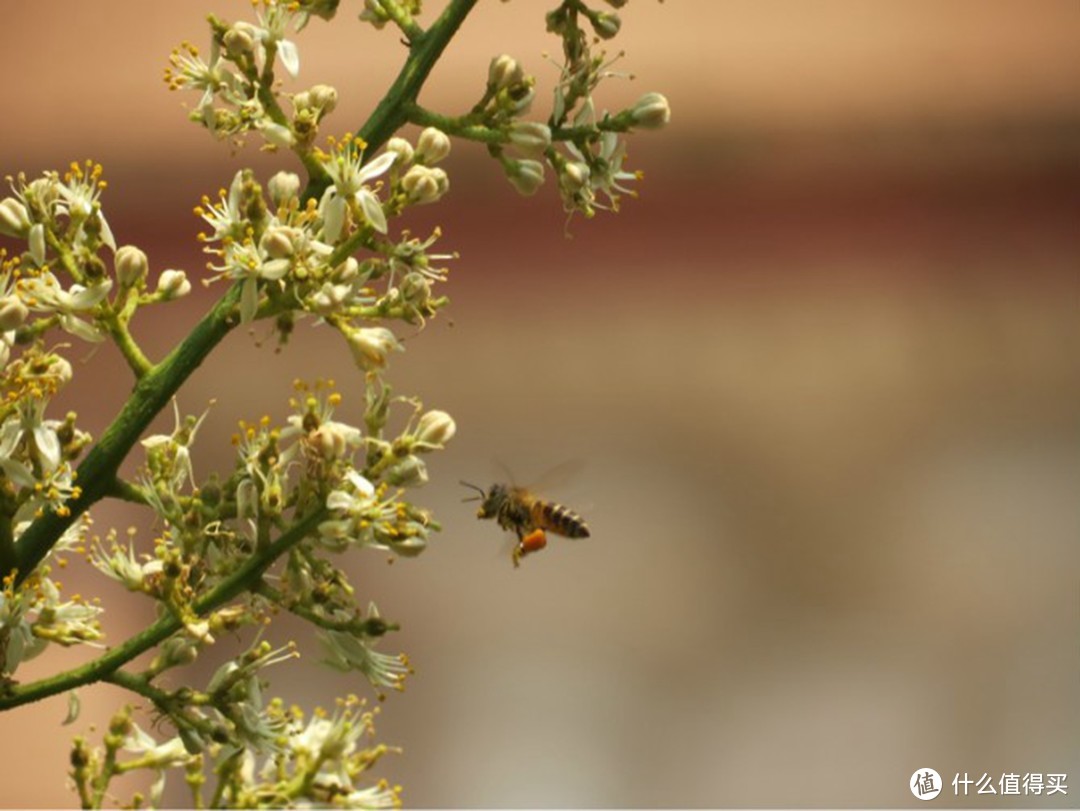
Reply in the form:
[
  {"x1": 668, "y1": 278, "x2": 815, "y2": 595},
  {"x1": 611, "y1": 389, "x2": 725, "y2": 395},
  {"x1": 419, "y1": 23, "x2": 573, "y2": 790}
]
[
  {"x1": 303, "y1": 0, "x2": 481, "y2": 201},
  {"x1": 377, "y1": 0, "x2": 426, "y2": 43},
  {"x1": 256, "y1": 581, "x2": 398, "y2": 636},
  {"x1": 0, "y1": 516, "x2": 15, "y2": 580},
  {"x1": 405, "y1": 103, "x2": 505, "y2": 145},
  {"x1": 103, "y1": 669, "x2": 172, "y2": 706},
  {"x1": 103, "y1": 317, "x2": 153, "y2": 378},
  {"x1": 0, "y1": 506, "x2": 326, "y2": 711},
  {"x1": 103, "y1": 477, "x2": 150, "y2": 506},
  {"x1": 9, "y1": 282, "x2": 243, "y2": 586}
]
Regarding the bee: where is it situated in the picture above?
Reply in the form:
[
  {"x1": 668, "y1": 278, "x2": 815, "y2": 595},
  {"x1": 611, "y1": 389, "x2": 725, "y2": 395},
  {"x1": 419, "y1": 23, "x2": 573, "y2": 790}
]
[{"x1": 461, "y1": 480, "x2": 590, "y2": 567}]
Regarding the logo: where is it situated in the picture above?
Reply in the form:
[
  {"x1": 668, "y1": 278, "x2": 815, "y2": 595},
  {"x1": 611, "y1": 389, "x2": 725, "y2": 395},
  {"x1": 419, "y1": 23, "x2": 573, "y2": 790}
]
[{"x1": 911, "y1": 768, "x2": 942, "y2": 801}]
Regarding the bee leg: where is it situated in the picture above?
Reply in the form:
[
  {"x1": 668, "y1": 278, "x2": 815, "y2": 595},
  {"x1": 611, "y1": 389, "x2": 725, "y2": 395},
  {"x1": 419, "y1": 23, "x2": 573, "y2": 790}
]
[{"x1": 513, "y1": 528, "x2": 547, "y2": 567}]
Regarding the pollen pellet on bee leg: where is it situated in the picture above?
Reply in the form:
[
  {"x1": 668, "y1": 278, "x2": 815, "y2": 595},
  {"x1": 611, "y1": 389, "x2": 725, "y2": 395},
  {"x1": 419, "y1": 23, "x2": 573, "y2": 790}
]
[{"x1": 520, "y1": 528, "x2": 547, "y2": 555}]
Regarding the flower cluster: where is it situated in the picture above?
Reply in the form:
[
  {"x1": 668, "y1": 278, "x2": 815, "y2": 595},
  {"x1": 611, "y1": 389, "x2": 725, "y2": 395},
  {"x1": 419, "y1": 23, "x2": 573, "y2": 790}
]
[
  {"x1": 0, "y1": 0, "x2": 671, "y2": 806},
  {"x1": 71, "y1": 691, "x2": 400, "y2": 809},
  {"x1": 194, "y1": 128, "x2": 453, "y2": 349},
  {"x1": 1, "y1": 559, "x2": 102, "y2": 679},
  {"x1": 454, "y1": 0, "x2": 672, "y2": 216}
]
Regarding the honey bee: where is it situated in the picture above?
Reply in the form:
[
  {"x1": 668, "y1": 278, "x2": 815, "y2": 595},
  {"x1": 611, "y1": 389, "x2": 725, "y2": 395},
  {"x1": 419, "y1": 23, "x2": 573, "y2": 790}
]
[{"x1": 461, "y1": 480, "x2": 590, "y2": 567}]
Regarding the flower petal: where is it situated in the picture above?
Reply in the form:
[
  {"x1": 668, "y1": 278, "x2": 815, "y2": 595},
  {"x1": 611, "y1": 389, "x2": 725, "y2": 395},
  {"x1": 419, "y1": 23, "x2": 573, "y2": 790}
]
[
  {"x1": 277, "y1": 39, "x2": 300, "y2": 77},
  {"x1": 356, "y1": 189, "x2": 387, "y2": 234}
]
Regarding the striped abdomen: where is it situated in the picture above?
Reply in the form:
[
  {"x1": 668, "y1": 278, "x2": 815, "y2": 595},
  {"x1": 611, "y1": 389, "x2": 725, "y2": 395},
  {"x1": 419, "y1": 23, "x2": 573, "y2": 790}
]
[{"x1": 530, "y1": 500, "x2": 590, "y2": 539}]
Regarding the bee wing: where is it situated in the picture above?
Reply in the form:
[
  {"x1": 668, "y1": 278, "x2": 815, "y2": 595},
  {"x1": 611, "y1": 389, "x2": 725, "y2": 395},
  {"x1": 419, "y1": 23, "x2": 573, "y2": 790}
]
[{"x1": 525, "y1": 459, "x2": 586, "y2": 494}]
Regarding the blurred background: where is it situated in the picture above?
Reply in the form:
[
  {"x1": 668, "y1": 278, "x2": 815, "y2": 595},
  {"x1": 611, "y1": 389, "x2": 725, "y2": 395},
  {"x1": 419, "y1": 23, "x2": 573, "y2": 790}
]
[{"x1": 1, "y1": 0, "x2": 1078, "y2": 807}]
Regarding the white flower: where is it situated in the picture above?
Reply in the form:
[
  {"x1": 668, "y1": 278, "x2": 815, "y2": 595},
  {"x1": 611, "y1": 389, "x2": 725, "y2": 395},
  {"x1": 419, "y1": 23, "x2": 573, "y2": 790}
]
[
  {"x1": 320, "y1": 629, "x2": 409, "y2": 691},
  {"x1": 140, "y1": 398, "x2": 211, "y2": 491},
  {"x1": 123, "y1": 724, "x2": 195, "y2": 769},
  {"x1": 198, "y1": 171, "x2": 246, "y2": 241},
  {"x1": 567, "y1": 131, "x2": 640, "y2": 211},
  {"x1": 249, "y1": 3, "x2": 302, "y2": 77},
  {"x1": 319, "y1": 144, "x2": 396, "y2": 241},
  {"x1": 89, "y1": 539, "x2": 163, "y2": 592},
  {"x1": 56, "y1": 161, "x2": 116, "y2": 251},
  {"x1": 16, "y1": 271, "x2": 111, "y2": 342}
]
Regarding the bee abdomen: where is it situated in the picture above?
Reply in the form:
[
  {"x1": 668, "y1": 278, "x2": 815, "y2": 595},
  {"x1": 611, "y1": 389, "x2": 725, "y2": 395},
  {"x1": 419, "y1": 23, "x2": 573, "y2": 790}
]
[{"x1": 533, "y1": 501, "x2": 590, "y2": 539}]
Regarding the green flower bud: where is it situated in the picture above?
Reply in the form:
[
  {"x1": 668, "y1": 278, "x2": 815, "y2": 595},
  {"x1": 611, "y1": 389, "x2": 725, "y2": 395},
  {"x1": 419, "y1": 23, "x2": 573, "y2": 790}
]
[{"x1": 591, "y1": 11, "x2": 621, "y2": 39}]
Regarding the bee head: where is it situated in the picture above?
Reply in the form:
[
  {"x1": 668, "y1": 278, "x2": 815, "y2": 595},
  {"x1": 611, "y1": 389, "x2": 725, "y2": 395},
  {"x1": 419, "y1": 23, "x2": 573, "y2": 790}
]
[{"x1": 461, "y1": 481, "x2": 507, "y2": 520}]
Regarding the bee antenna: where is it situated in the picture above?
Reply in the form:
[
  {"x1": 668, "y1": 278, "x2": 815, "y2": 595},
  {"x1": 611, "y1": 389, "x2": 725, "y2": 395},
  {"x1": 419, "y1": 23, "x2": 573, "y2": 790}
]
[{"x1": 460, "y1": 480, "x2": 486, "y2": 502}]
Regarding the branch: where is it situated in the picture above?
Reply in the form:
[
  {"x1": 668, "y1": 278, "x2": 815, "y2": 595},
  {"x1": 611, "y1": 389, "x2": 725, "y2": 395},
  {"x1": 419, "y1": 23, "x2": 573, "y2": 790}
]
[
  {"x1": 9, "y1": 282, "x2": 244, "y2": 587},
  {"x1": 0, "y1": 505, "x2": 327, "y2": 711},
  {"x1": 303, "y1": 0, "x2": 480, "y2": 201},
  {"x1": 405, "y1": 103, "x2": 506, "y2": 145}
]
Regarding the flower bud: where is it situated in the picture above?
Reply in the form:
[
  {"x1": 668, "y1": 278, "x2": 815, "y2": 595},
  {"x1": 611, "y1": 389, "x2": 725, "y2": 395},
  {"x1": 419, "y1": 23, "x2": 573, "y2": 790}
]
[
  {"x1": 393, "y1": 535, "x2": 428, "y2": 557},
  {"x1": 267, "y1": 171, "x2": 301, "y2": 207},
  {"x1": 292, "y1": 90, "x2": 312, "y2": 112},
  {"x1": 308, "y1": 281, "x2": 350, "y2": 316},
  {"x1": 309, "y1": 84, "x2": 338, "y2": 114},
  {"x1": 0, "y1": 198, "x2": 31, "y2": 238},
  {"x1": 335, "y1": 256, "x2": 361, "y2": 282},
  {"x1": 630, "y1": 92, "x2": 671, "y2": 130},
  {"x1": 502, "y1": 78, "x2": 536, "y2": 115},
  {"x1": 258, "y1": 121, "x2": 296, "y2": 149},
  {"x1": 592, "y1": 11, "x2": 621, "y2": 39},
  {"x1": 400, "y1": 272, "x2": 431, "y2": 307},
  {"x1": 28, "y1": 223, "x2": 46, "y2": 266},
  {"x1": 385, "y1": 455, "x2": 428, "y2": 487},
  {"x1": 261, "y1": 227, "x2": 294, "y2": 260},
  {"x1": 384, "y1": 137, "x2": 415, "y2": 167},
  {"x1": 401, "y1": 165, "x2": 449, "y2": 205},
  {"x1": 414, "y1": 410, "x2": 456, "y2": 449},
  {"x1": 345, "y1": 326, "x2": 403, "y2": 371},
  {"x1": 114, "y1": 245, "x2": 149, "y2": 288},
  {"x1": 508, "y1": 121, "x2": 552, "y2": 156},
  {"x1": 415, "y1": 127, "x2": 451, "y2": 165},
  {"x1": 604, "y1": 0, "x2": 628, "y2": 7},
  {"x1": 488, "y1": 54, "x2": 523, "y2": 91},
  {"x1": 157, "y1": 269, "x2": 191, "y2": 300},
  {"x1": 505, "y1": 159, "x2": 545, "y2": 196},
  {"x1": 0, "y1": 296, "x2": 28, "y2": 331},
  {"x1": 224, "y1": 23, "x2": 257, "y2": 56},
  {"x1": 561, "y1": 161, "x2": 591, "y2": 194}
]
